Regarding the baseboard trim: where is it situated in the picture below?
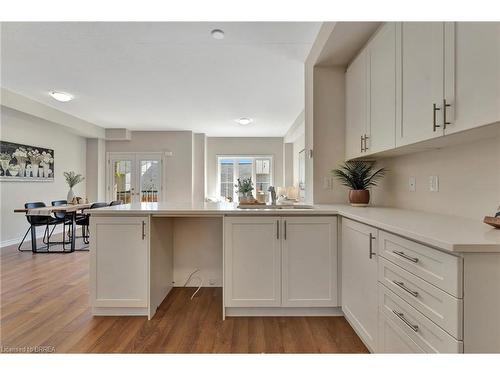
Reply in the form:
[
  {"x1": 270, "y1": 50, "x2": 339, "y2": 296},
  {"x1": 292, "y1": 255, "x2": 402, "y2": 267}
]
[
  {"x1": 225, "y1": 306, "x2": 343, "y2": 317},
  {"x1": 92, "y1": 307, "x2": 149, "y2": 317},
  {"x1": 1, "y1": 226, "x2": 64, "y2": 248}
]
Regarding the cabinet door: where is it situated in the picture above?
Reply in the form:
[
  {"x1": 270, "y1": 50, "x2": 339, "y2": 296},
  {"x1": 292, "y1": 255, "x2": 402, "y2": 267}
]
[
  {"x1": 345, "y1": 49, "x2": 368, "y2": 160},
  {"x1": 282, "y1": 216, "x2": 338, "y2": 307},
  {"x1": 444, "y1": 22, "x2": 500, "y2": 135},
  {"x1": 366, "y1": 22, "x2": 398, "y2": 154},
  {"x1": 341, "y1": 218, "x2": 378, "y2": 352},
  {"x1": 90, "y1": 216, "x2": 149, "y2": 308},
  {"x1": 398, "y1": 22, "x2": 445, "y2": 146},
  {"x1": 224, "y1": 216, "x2": 281, "y2": 307}
]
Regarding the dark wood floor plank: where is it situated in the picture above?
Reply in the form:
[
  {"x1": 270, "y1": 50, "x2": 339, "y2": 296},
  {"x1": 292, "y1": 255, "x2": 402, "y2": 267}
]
[{"x1": 0, "y1": 243, "x2": 368, "y2": 354}]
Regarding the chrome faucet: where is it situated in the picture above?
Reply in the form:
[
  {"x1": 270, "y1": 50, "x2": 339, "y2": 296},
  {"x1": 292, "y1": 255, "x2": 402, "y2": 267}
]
[{"x1": 268, "y1": 186, "x2": 276, "y2": 205}]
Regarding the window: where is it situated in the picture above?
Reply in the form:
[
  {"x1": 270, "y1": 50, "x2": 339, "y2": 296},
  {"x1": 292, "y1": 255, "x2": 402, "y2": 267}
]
[{"x1": 217, "y1": 156, "x2": 273, "y2": 201}]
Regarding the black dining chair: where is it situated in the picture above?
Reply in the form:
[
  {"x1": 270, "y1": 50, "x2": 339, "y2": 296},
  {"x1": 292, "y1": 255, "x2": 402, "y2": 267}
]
[
  {"x1": 75, "y1": 202, "x2": 108, "y2": 244},
  {"x1": 50, "y1": 200, "x2": 73, "y2": 245},
  {"x1": 18, "y1": 202, "x2": 59, "y2": 253},
  {"x1": 109, "y1": 200, "x2": 123, "y2": 206}
]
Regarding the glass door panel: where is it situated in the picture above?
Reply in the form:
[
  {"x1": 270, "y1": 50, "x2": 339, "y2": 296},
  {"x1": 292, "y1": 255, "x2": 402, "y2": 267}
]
[
  {"x1": 111, "y1": 159, "x2": 133, "y2": 204},
  {"x1": 139, "y1": 159, "x2": 161, "y2": 202}
]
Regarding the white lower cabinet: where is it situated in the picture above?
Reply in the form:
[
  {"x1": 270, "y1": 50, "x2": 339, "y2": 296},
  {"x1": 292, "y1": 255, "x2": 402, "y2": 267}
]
[
  {"x1": 90, "y1": 216, "x2": 149, "y2": 308},
  {"x1": 224, "y1": 216, "x2": 282, "y2": 307},
  {"x1": 224, "y1": 216, "x2": 338, "y2": 308},
  {"x1": 282, "y1": 217, "x2": 338, "y2": 307},
  {"x1": 341, "y1": 218, "x2": 379, "y2": 352}
]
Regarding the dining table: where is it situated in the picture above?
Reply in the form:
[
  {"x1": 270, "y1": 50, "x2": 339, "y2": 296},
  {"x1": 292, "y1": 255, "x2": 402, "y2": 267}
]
[{"x1": 14, "y1": 203, "x2": 93, "y2": 252}]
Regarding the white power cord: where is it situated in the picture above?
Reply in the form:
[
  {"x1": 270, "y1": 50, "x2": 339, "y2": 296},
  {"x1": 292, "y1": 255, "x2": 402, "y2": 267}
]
[{"x1": 183, "y1": 268, "x2": 203, "y2": 300}]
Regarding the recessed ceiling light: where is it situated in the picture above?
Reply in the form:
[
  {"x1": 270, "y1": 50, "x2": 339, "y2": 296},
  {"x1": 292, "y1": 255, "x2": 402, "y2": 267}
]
[
  {"x1": 236, "y1": 118, "x2": 253, "y2": 125},
  {"x1": 211, "y1": 29, "x2": 225, "y2": 40},
  {"x1": 49, "y1": 91, "x2": 74, "y2": 102}
]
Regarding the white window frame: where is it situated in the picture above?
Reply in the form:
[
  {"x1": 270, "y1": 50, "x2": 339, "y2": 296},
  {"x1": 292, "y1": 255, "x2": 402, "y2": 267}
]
[{"x1": 216, "y1": 155, "x2": 274, "y2": 201}]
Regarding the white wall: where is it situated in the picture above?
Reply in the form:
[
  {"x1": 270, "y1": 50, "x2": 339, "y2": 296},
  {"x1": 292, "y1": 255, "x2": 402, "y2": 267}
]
[
  {"x1": 0, "y1": 107, "x2": 87, "y2": 246},
  {"x1": 192, "y1": 133, "x2": 206, "y2": 203},
  {"x1": 284, "y1": 110, "x2": 306, "y2": 189},
  {"x1": 371, "y1": 135, "x2": 500, "y2": 220},
  {"x1": 106, "y1": 131, "x2": 193, "y2": 203},
  {"x1": 206, "y1": 137, "x2": 284, "y2": 199},
  {"x1": 312, "y1": 66, "x2": 347, "y2": 204},
  {"x1": 86, "y1": 138, "x2": 106, "y2": 202},
  {"x1": 172, "y1": 217, "x2": 223, "y2": 287}
]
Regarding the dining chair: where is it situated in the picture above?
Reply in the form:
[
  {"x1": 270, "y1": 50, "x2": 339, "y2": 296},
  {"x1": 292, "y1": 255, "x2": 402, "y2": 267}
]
[
  {"x1": 18, "y1": 202, "x2": 59, "y2": 253},
  {"x1": 75, "y1": 202, "x2": 108, "y2": 244},
  {"x1": 109, "y1": 200, "x2": 123, "y2": 206},
  {"x1": 50, "y1": 200, "x2": 74, "y2": 246}
]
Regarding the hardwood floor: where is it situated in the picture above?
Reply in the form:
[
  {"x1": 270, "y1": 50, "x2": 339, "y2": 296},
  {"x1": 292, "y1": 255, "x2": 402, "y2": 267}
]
[{"x1": 0, "y1": 240, "x2": 368, "y2": 353}]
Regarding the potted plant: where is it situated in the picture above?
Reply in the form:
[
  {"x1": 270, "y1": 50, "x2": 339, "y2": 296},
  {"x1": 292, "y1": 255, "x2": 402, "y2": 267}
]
[
  {"x1": 332, "y1": 161, "x2": 386, "y2": 206},
  {"x1": 64, "y1": 171, "x2": 85, "y2": 203},
  {"x1": 235, "y1": 178, "x2": 254, "y2": 204}
]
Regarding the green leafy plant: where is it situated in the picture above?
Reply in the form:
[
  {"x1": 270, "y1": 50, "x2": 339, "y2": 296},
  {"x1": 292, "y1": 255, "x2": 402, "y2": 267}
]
[
  {"x1": 235, "y1": 178, "x2": 254, "y2": 194},
  {"x1": 64, "y1": 171, "x2": 85, "y2": 188},
  {"x1": 332, "y1": 161, "x2": 386, "y2": 190}
]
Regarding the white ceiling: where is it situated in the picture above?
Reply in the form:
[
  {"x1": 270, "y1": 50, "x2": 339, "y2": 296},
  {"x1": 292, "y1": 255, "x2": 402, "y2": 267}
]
[{"x1": 1, "y1": 22, "x2": 321, "y2": 137}]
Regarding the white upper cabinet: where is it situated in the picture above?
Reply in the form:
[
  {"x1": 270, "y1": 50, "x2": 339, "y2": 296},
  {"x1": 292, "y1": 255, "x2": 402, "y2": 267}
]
[
  {"x1": 345, "y1": 48, "x2": 368, "y2": 160},
  {"x1": 345, "y1": 23, "x2": 398, "y2": 159},
  {"x1": 444, "y1": 22, "x2": 500, "y2": 134},
  {"x1": 347, "y1": 21, "x2": 500, "y2": 156},
  {"x1": 398, "y1": 22, "x2": 445, "y2": 146},
  {"x1": 367, "y1": 22, "x2": 398, "y2": 154}
]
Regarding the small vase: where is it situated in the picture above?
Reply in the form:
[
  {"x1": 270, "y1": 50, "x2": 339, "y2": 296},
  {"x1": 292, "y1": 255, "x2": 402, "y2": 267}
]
[
  {"x1": 67, "y1": 188, "x2": 75, "y2": 203},
  {"x1": 18, "y1": 161, "x2": 26, "y2": 177},
  {"x1": 31, "y1": 163, "x2": 39, "y2": 178},
  {"x1": 43, "y1": 164, "x2": 50, "y2": 178},
  {"x1": 349, "y1": 189, "x2": 370, "y2": 206}
]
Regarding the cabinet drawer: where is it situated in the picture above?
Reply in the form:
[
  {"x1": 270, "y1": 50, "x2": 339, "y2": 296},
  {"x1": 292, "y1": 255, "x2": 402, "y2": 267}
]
[
  {"x1": 378, "y1": 257, "x2": 463, "y2": 339},
  {"x1": 379, "y1": 284, "x2": 463, "y2": 353},
  {"x1": 378, "y1": 310, "x2": 426, "y2": 353},
  {"x1": 379, "y1": 231, "x2": 463, "y2": 297}
]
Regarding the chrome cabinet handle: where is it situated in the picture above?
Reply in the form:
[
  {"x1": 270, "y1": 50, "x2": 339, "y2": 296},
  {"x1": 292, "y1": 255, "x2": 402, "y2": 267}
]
[
  {"x1": 142, "y1": 220, "x2": 146, "y2": 240},
  {"x1": 360, "y1": 135, "x2": 364, "y2": 152},
  {"x1": 393, "y1": 310, "x2": 419, "y2": 332},
  {"x1": 369, "y1": 233, "x2": 375, "y2": 259},
  {"x1": 393, "y1": 280, "x2": 419, "y2": 297},
  {"x1": 284, "y1": 220, "x2": 287, "y2": 240},
  {"x1": 277, "y1": 220, "x2": 280, "y2": 239},
  {"x1": 392, "y1": 250, "x2": 419, "y2": 263},
  {"x1": 364, "y1": 134, "x2": 369, "y2": 152},
  {"x1": 443, "y1": 99, "x2": 451, "y2": 129},
  {"x1": 433, "y1": 103, "x2": 441, "y2": 131}
]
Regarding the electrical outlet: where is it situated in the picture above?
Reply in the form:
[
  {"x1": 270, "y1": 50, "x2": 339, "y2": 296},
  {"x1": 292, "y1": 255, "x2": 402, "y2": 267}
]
[
  {"x1": 323, "y1": 176, "x2": 333, "y2": 190},
  {"x1": 429, "y1": 175, "x2": 439, "y2": 192},
  {"x1": 409, "y1": 176, "x2": 416, "y2": 192}
]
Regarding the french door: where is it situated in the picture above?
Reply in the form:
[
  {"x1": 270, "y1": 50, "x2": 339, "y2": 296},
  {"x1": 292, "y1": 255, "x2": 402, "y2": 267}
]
[{"x1": 106, "y1": 153, "x2": 164, "y2": 204}]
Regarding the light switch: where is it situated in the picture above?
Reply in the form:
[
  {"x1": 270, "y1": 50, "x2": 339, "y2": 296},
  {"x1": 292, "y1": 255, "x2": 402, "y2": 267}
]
[
  {"x1": 409, "y1": 176, "x2": 416, "y2": 192},
  {"x1": 429, "y1": 175, "x2": 439, "y2": 192}
]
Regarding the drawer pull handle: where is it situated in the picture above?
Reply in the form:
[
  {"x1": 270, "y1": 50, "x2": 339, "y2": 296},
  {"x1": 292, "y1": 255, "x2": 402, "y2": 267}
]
[
  {"x1": 393, "y1": 280, "x2": 419, "y2": 297},
  {"x1": 392, "y1": 250, "x2": 419, "y2": 263},
  {"x1": 142, "y1": 221, "x2": 146, "y2": 240},
  {"x1": 393, "y1": 310, "x2": 419, "y2": 332}
]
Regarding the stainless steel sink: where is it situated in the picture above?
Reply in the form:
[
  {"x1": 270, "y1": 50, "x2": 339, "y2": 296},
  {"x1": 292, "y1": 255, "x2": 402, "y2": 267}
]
[{"x1": 237, "y1": 204, "x2": 314, "y2": 210}]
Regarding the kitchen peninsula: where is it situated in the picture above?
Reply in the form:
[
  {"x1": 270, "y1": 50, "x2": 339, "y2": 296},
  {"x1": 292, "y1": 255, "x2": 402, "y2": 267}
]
[{"x1": 89, "y1": 202, "x2": 500, "y2": 353}]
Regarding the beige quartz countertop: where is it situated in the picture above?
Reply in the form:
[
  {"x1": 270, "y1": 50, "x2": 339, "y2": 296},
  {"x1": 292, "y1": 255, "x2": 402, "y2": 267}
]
[{"x1": 90, "y1": 202, "x2": 500, "y2": 253}]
